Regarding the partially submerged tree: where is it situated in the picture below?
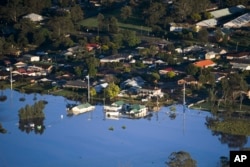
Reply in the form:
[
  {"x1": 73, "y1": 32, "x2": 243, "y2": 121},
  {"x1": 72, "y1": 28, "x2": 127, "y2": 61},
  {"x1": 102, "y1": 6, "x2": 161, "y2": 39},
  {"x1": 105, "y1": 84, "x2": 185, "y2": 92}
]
[{"x1": 166, "y1": 151, "x2": 197, "y2": 167}]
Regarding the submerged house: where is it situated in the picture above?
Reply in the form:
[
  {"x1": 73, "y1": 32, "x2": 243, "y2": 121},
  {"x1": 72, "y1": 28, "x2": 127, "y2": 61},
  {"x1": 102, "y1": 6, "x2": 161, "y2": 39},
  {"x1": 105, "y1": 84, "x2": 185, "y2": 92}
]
[{"x1": 126, "y1": 104, "x2": 148, "y2": 118}]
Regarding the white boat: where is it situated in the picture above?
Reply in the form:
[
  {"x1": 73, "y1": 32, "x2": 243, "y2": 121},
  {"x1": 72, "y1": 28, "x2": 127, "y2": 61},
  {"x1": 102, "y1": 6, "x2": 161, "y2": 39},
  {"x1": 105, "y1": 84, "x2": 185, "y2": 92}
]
[{"x1": 71, "y1": 103, "x2": 95, "y2": 115}]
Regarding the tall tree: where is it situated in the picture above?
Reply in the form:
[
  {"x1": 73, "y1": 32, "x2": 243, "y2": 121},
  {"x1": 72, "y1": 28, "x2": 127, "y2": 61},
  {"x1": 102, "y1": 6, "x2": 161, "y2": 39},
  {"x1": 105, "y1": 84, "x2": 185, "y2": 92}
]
[
  {"x1": 109, "y1": 16, "x2": 119, "y2": 33},
  {"x1": 186, "y1": 64, "x2": 199, "y2": 76},
  {"x1": 173, "y1": 0, "x2": 192, "y2": 22},
  {"x1": 70, "y1": 5, "x2": 84, "y2": 24},
  {"x1": 120, "y1": 6, "x2": 132, "y2": 21},
  {"x1": 58, "y1": 0, "x2": 75, "y2": 7},
  {"x1": 86, "y1": 57, "x2": 100, "y2": 77},
  {"x1": 48, "y1": 16, "x2": 74, "y2": 38},
  {"x1": 144, "y1": 2, "x2": 166, "y2": 26},
  {"x1": 3, "y1": 0, "x2": 23, "y2": 23},
  {"x1": 97, "y1": 13, "x2": 105, "y2": 31},
  {"x1": 197, "y1": 28, "x2": 209, "y2": 43},
  {"x1": 121, "y1": 30, "x2": 140, "y2": 47},
  {"x1": 220, "y1": 73, "x2": 248, "y2": 108},
  {"x1": 104, "y1": 82, "x2": 120, "y2": 99}
]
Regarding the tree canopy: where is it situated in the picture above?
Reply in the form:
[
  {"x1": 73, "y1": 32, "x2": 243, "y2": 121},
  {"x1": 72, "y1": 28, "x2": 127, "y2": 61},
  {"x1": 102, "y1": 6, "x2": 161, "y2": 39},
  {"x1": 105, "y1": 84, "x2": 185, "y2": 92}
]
[
  {"x1": 166, "y1": 151, "x2": 197, "y2": 167},
  {"x1": 104, "y1": 82, "x2": 120, "y2": 99}
]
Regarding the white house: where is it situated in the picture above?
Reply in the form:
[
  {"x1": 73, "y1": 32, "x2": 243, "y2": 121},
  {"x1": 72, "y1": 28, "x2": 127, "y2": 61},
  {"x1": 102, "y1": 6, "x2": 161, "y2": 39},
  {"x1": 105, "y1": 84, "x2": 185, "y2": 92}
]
[
  {"x1": 23, "y1": 13, "x2": 44, "y2": 22},
  {"x1": 138, "y1": 87, "x2": 164, "y2": 98},
  {"x1": 14, "y1": 61, "x2": 27, "y2": 68},
  {"x1": 205, "y1": 52, "x2": 216, "y2": 59},
  {"x1": 196, "y1": 19, "x2": 218, "y2": 28},
  {"x1": 100, "y1": 55, "x2": 125, "y2": 63},
  {"x1": 23, "y1": 54, "x2": 40, "y2": 62}
]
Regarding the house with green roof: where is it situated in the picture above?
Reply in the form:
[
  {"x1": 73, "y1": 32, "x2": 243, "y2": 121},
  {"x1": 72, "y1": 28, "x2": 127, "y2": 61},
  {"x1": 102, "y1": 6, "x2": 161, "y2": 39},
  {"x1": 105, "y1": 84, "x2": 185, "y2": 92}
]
[{"x1": 127, "y1": 104, "x2": 148, "y2": 118}]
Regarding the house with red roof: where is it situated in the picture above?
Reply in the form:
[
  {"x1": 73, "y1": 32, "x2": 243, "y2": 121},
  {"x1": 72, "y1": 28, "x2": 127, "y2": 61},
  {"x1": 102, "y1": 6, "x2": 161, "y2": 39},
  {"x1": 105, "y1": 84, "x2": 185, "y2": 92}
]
[
  {"x1": 86, "y1": 43, "x2": 100, "y2": 52},
  {"x1": 159, "y1": 67, "x2": 173, "y2": 75},
  {"x1": 193, "y1": 59, "x2": 216, "y2": 68}
]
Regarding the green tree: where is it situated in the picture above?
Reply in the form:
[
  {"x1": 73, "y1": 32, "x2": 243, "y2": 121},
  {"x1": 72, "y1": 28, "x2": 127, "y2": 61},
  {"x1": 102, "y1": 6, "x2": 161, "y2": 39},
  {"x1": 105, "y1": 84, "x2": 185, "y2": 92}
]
[
  {"x1": 86, "y1": 57, "x2": 100, "y2": 77},
  {"x1": 121, "y1": 30, "x2": 140, "y2": 47},
  {"x1": 167, "y1": 71, "x2": 176, "y2": 79},
  {"x1": 197, "y1": 28, "x2": 208, "y2": 43},
  {"x1": 23, "y1": 0, "x2": 51, "y2": 13},
  {"x1": 32, "y1": 28, "x2": 50, "y2": 46},
  {"x1": 186, "y1": 64, "x2": 199, "y2": 76},
  {"x1": 191, "y1": 13, "x2": 201, "y2": 22},
  {"x1": 104, "y1": 82, "x2": 120, "y2": 99},
  {"x1": 74, "y1": 66, "x2": 82, "y2": 78},
  {"x1": 198, "y1": 74, "x2": 206, "y2": 84},
  {"x1": 166, "y1": 151, "x2": 197, "y2": 167},
  {"x1": 214, "y1": 28, "x2": 224, "y2": 43},
  {"x1": 151, "y1": 72, "x2": 160, "y2": 83},
  {"x1": 148, "y1": 45, "x2": 158, "y2": 57},
  {"x1": 173, "y1": 0, "x2": 192, "y2": 21},
  {"x1": 48, "y1": 16, "x2": 74, "y2": 38},
  {"x1": 120, "y1": 6, "x2": 132, "y2": 20},
  {"x1": 112, "y1": 34, "x2": 123, "y2": 49},
  {"x1": 58, "y1": 0, "x2": 75, "y2": 7},
  {"x1": 70, "y1": 5, "x2": 84, "y2": 24},
  {"x1": 109, "y1": 16, "x2": 119, "y2": 33},
  {"x1": 90, "y1": 87, "x2": 97, "y2": 97},
  {"x1": 97, "y1": 13, "x2": 105, "y2": 31},
  {"x1": 1, "y1": 0, "x2": 24, "y2": 22},
  {"x1": 0, "y1": 37, "x2": 5, "y2": 54},
  {"x1": 220, "y1": 73, "x2": 248, "y2": 108},
  {"x1": 145, "y1": 2, "x2": 166, "y2": 26},
  {"x1": 101, "y1": 0, "x2": 115, "y2": 7}
]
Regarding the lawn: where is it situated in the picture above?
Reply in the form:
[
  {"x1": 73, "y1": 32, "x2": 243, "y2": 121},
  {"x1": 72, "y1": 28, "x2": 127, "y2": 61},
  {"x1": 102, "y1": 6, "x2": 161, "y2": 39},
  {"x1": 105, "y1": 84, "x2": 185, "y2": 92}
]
[{"x1": 79, "y1": 16, "x2": 151, "y2": 34}]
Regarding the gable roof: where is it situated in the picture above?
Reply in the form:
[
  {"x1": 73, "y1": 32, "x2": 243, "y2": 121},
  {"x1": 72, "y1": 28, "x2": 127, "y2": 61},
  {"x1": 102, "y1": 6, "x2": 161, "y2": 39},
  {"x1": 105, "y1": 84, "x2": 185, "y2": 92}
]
[{"x1": 193, "y1": 59, "x2": 216, "y2": 68}]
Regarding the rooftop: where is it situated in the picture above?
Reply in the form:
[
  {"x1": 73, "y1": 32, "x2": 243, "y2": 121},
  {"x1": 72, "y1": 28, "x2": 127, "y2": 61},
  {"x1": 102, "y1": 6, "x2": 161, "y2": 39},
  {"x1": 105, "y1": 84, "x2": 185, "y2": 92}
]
[{"x1": 210, "y1": 5, "x2": 245, "y2": 19}]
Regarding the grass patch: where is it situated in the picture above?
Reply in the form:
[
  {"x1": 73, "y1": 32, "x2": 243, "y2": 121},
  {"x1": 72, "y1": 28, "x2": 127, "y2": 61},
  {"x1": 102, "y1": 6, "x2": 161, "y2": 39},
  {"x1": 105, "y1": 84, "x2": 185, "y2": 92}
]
[{"x1": 79, "y1": 17, "x2": 151, "y2": 33}]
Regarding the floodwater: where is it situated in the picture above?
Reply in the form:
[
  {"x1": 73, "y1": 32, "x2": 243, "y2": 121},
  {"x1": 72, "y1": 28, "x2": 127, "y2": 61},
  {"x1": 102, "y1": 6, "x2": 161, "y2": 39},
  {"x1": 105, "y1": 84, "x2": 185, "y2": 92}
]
[{"x1": 0, "y1": 89, "x2": 250, "y2": 167}]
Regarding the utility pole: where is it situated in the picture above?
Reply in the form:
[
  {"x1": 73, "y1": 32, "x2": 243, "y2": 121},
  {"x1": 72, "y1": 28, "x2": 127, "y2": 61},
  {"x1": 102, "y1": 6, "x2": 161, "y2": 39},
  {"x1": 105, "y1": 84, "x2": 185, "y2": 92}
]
[
  {"x1": 236, "y1": 42, "x2": 239, "y2": 52},
  {"x1": 183, "y1": 83, "x2": 186, "y2": 113},
  {"x1": 10, "y1": 67, "x2": 13, "y2": 90},
  {"x1": 86, "y1": 74, "x2": 90, "y2": 102}
]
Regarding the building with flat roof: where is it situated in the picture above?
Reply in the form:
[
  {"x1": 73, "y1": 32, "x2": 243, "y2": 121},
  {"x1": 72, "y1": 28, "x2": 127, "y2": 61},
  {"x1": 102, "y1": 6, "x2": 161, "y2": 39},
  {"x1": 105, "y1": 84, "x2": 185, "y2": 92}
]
[
  {"x1": 224, "y1": 13, "x2": 250, "y2": 28},
  {"x1": 210, "y1": 5, "x2": 245, "y2": 19}
]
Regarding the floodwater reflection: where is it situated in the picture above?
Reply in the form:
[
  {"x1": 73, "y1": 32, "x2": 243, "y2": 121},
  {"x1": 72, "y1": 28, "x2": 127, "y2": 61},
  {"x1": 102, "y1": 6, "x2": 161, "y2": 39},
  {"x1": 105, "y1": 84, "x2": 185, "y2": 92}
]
[
  {"x1": 213, "y1": 132, "x2": 247, "y2": 148},
  {"x1": 18, "y1": 100, "x2": 47, "y2": 134},
  {"x1": 1, "y1": 89, "x2": 250, "y2": 167},
  {"x1": 18, "y1": 118, "x2": 45, "y2": 134}
]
